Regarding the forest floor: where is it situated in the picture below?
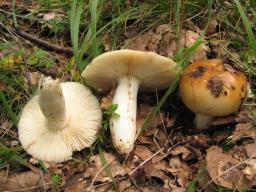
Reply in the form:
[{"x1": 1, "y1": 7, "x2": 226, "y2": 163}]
[{"x1": 0, "y1": 0, "x2": 256, "y2": 191}]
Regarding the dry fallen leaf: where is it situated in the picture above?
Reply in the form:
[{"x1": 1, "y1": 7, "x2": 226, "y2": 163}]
[
  {"x1": 206, "y1": 146, "x2": 250, "y2": 189},
  {"x1": 85, "y1": 152, "x2": 126, "y2": 183},
  {"x1": 243, "y1": 159, "x2": 256, "y2": 184},
  {"x1": 168, "y1": 30, "x2": 210, "y2": 62},
  {"x1": 170, "y1": 146, "x2": 192, "y2": 161},
  {"x1": 230, "y1": 123, "x2": 256, "y2": 142},
  {"x1": 134, "y1": 145, "x2": 154, "y2": 160},
  {"x1": 42, "y1": 12, "x2": 56, "y2": 20},
  {"x1": 0, "y1": 171, "x2": 50, "y2": 192},
  {"x1": 137, "y1": 104, "x2": 164, "y2": 134},
  {"x1": 135, "y1": 160, "x2": 171, "y2": 190},
  {"x1": 206, "y1": 19, "x2": 218, "y2": 36},
  {"x1": 122, "y1": 30, "x2": 154, "y2": 51},
  {"x1": 118, "y1": 179, "x2": 132, "y2": 191},
  {"x1": 167, "y1": 157, "x2": 192, "y2": 188},
  {"x1": 64, "y1": 179, "x2": 88, "y2": 192},
  {"x1": 122, "y1": 24, "x2": 209, "y2": 62},
  {"x1": 102, "y1": 33, "x2": 112, "y2": 51}
]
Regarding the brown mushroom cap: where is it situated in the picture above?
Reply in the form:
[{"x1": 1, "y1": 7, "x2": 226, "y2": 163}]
[
  {"x1": 82, "y1": 50, "x2": 180, "y2": 91},
  {"x1": 179, "y1": 59, "x2": 248, "y2": 116}
]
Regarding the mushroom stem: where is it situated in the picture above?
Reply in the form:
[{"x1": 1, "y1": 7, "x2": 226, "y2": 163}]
[
  {"x1": 194, "y1": 114, "x2": 214, "y2": 130},
  {"x1": 38, "y1": 77, "x2": 68, "y2": 131},
  {"x1": 110, "y1": 76, "x2": 140, "y2": 154}
]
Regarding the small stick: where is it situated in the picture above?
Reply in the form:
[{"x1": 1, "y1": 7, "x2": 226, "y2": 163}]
[
  {"x1": 88, "y1": 159, "x2": 115, "y2": 191},
  {"x1": 13, "y1": 28, "x2": 74, "y2": 56},
  {"x1": 129, "y1": 148, "x2": 164, "y2": 176}
]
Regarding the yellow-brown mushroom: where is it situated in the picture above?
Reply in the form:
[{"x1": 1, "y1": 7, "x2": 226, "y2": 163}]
[{"x1": 179, "y1": 59, "x2": 248, "y2": 129}]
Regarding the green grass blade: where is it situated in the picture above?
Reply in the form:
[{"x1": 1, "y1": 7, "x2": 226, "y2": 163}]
[
  {"x1": 90, "y1": 0, "x2": 100, "y2": 58},
  {"x1": 175, "y1": 0, "x2": 181, "y2": 50},
  {"x1": 69, "y1": 0, "x2": 83, "y2": 62},
  {"x1": 98, "y1": 145, "x2": 118, "y2": 191},
  {"x1": 0, "y1": 91, "x2": 18, "y2": 127},
  {"x1": 12, "y1": 0, "x2": 18, "y2": 28},
  {"x1": 234, "y1": 0, "x2": 256, "y2": 55},
  {"x1": 0, "y1": 142, "x2": 27, "y2": 166},
  {"x1": 69, "y1": 0, "x2": 77, "y2": 52}
]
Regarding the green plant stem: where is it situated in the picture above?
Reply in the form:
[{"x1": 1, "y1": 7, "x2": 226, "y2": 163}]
[{"x1": 98, "y1": 145, "x2": 118, "y2": 191}]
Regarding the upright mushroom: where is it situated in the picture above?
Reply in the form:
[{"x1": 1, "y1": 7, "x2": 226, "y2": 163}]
[
  {"x1": 18, "y1": 76, "x2": 102, "y2": 162},
  {"x1": 82, "y1": 50, "x2": 180, "y2": 154},
  {"x1": 179, "y1": 59, "x2": 248, "y2": 130}
]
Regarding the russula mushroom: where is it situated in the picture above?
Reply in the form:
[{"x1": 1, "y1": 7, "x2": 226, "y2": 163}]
[
  {"x1": 82, "y1": 49, "x2": 180, "y2": 154},
  {"x1": 179, "y1": 59, "x2": 248, "y2": 130},
  {"x1": 18, "y1": 76, "x2": 102, "y2": 162}
]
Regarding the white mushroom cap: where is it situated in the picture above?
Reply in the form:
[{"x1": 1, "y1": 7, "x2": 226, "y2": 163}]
[
  {"x1": 82, "y1": 49, "x2": 180, "y2": 91},
  {"x1": 18, "y1": 77, "x2": 102, "y2": 163}
]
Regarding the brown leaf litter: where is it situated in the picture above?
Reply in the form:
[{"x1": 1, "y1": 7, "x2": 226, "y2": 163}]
[
  {"x1": 0, "y1": 170, "x2": 51, "y2": 192},
  {"x1": 206, "y1": 143, "x2": 256, "y2": 189},
  {"x1": 120, "y1": 24, "x2": 209, "y2": 62}
]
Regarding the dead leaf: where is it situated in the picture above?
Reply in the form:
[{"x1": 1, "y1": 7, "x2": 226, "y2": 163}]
[
  {"x1": 64, "y1": 179, "x2": 88, "y2": 192},
  {"x1": 206, "y1": 146, "x2": 247, "y2": 189},
  {"x1": 170, "y1": 146, "x2": 192, "y2": 161},
  {"x1": 141, "y1": 161, "x2": 170, "y2": 190},
  {"x1": 85, "y1": 152, "x2": 126, "y2": 183},
  {"x1": 198, "y1": 169, "x2": 218, "y2": 192},
  {"x1": 43, "y1": 12, "x2": 56, "y2": 20},
  {"x1": 167, "y1": 30, "x2": 209, "y2": 62},
  {"x1": 122, "y1": 30, "x2": 153, "y2": 51},
  {"x1": 206, "y1": 19, "x2": 218, "y2": 36},
  {"x1": 244, "y1": 142, "x2": 256, "y2": 157},
  {"x1": 167, "y1": 157, "x2": 192, "y2": 188},
  {"x1": 102, "y1": 33, "x2": 112, "y2": 51},
  {"x1": 243, "y1": 159, "x2": 256, "y2": 184},
  {"x1": 118, "y1": 179, "x2": 132, "y2": 192},
  {"x1": 134, "y1": 145, "x2": 154, "y2": 160},
  {"x1": 235, "y1": 110, "x2": 255, "y2": 124},
  {"x1": 100, "y1": 89, "x2": 114, "y2": 109},
  {"x1": 0, "y1": 81, "x2": 8, "y2": 91},
  {"x1": 0, "y1": 171, "x2": 50, "y2": 192},
  {"x1": 27, "y1": 71, "x2": 42, "y2": 86},
  {"x1": 230, "y1": 123, "x2": 256, "y2": 142},
  {"x1": 212, "y1": 115, "x2": 235, "y2": 126},
  {"x1": 137, "y1": 104, "x2": 164, "y2": 135}
]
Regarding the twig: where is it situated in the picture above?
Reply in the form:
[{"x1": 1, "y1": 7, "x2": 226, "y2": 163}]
[
  {"x1": 40, "y1": 170, "x2": 46, "y2": 192},
  {"x1": 11, "y1": 28, "x2": 75, "y2": 56},
  {"x1": 0, "y1": 164, "x2": 9, "y2": 191},
  {"x1": 88, "y1": 158, "x2": 116, "y2": 191},
  {"x1": 129, "y1": 148, "x2": 164, "y2": 176},
  {"x1": 92, "y1": 176, "x2": 127, "y2": 188}
]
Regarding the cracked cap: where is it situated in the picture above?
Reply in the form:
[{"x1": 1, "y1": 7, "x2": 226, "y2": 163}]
[{"x1": 179, "y1": 59, "x2": 249, "y2": 116}]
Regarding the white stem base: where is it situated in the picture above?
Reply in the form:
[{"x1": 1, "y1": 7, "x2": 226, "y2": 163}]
[
  {"x1": 194, "y1": 114, "x2": 214, "y2": 130},
  {"x1": 110, "y1": 76, "x2": 140, "y2": 154}
]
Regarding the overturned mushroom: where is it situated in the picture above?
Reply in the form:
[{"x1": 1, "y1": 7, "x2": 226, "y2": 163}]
[
  {"x1": 82, "y1": 50, "x2": 180, "y2": 154},
  {"x1": 18, "y1": 76, "x2": 102, "y2": 162},
  {"x1": 179, "y1": 59, "x2": 249, "y2": 130}
]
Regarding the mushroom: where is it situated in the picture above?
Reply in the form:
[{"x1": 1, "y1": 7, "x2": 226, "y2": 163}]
[
  {"x1": 179, "y1": 59, "x2": 248, "y2": 130},
  {"x1": 18, "y1": 76, "x2": 102, "y2": 162},
  {"x1": 82, "y1": 49, "x2": 180, "y2": 154}
]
